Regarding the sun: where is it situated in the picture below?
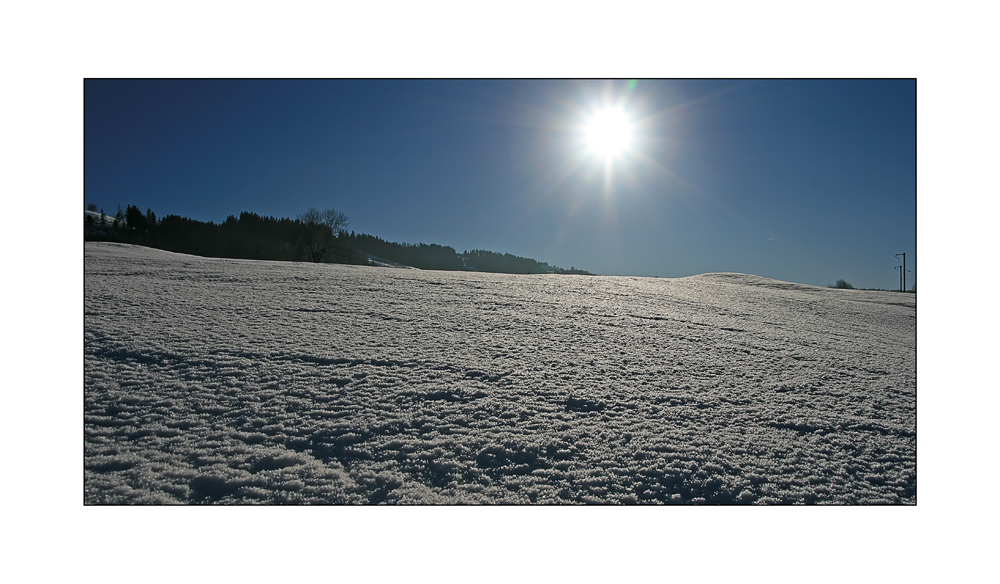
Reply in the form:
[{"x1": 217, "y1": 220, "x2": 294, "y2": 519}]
[{"x1": 585, "y1": 108, "x2": 633, "y2": 159}]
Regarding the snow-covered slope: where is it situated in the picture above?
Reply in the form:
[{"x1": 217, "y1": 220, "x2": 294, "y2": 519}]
[
  {"x1": 85, "y1": 209, "x2": 112, "y2": 224},
  {"x1": 84, "y1": 242, "x2": 916, "y2": 504},
  {"x1": 366, "y1": 253, "x2": 416, "y2": 269}
]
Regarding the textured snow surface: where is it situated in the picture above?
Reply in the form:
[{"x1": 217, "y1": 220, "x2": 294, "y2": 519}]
[{"x1": 84, "y1": 242, "x2": 916, "y2": 504}]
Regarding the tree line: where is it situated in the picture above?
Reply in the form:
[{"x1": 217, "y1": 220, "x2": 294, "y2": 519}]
[
  {"x1": 85, "y1": 204, "x2": 593, "y2": 275},
  {"x1": 340, "y1": 232, "x2": 465, "y2": 271},
  {"x1": 459, "y1": 249, "x2": 588, "y2": 275},
  {"x1": 86, "y1": 205, "x2": 356, "y2": 263}
]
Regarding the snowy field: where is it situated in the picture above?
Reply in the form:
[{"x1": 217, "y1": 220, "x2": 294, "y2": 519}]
[{"x1": 84, "y1": 242, "x2": 916, "y2": 504}]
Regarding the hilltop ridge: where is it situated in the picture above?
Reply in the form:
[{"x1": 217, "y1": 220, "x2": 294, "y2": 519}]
[{"x1": 85, "y1": 206, "x2": 593, "y2": 276}]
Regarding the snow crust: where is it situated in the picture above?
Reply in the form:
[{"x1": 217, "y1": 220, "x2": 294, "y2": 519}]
[{"x1": 84, "y1": 242, "x2": 916, "y2": 504}]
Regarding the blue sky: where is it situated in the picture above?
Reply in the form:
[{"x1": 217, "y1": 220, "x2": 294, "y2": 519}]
[{"x1": 85, "y1": 79, "x2": 915, "y2": 289}]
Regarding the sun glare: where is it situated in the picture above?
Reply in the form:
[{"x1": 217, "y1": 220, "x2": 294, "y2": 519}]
[{"x1": 585, "y1": 108, "x2": 632, "y2": 159}]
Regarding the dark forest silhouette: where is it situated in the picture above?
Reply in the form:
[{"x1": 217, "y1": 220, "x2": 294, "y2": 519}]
[{"x1": 85, "y1": 205, "x2": 593, "y2": 275}]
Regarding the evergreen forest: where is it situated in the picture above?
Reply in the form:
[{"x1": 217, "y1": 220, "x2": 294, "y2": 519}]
[{"x1": 84, "y1": 205, "x2": 593, "y2": 276}]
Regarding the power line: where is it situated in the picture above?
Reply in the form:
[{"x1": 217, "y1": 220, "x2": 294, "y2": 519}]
[{"x1": 895, "y1": 253, "x2": 912, "y2": 292}]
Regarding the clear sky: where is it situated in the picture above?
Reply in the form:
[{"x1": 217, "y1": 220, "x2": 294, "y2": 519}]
[{"x1": 85, "y1": 79, "x2": 915, "y2": 289}]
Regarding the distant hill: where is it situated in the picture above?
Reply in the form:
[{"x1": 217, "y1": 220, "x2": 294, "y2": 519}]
[{"x1": 85, "y1": 206, "x2": 593, "y2": 276}]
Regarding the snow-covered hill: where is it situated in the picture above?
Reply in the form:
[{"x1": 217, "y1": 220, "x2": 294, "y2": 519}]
[
  {"x1": 366, "y1": 253, "x2": 416, "y2": 269},
  {"x1": 84, "y1": 209, "x2": 112, "y2": 224},
  {"x1": 84, "y1": 242, "x2": 916, "y2": 504}
]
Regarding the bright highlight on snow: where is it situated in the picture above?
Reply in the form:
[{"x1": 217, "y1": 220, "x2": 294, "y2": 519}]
[{"x1": 585, "y1": 108, "x2": 633, "y2": 159}]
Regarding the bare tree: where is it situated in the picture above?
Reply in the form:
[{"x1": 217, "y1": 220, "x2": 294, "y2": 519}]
[{"x1": 297, "y1": 207, "x2": 350, "y2": 262}]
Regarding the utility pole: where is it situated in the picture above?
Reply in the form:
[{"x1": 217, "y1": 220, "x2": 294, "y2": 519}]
[{"x1": 895, "y1": 253, "x2": 906, "y2": 292}]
